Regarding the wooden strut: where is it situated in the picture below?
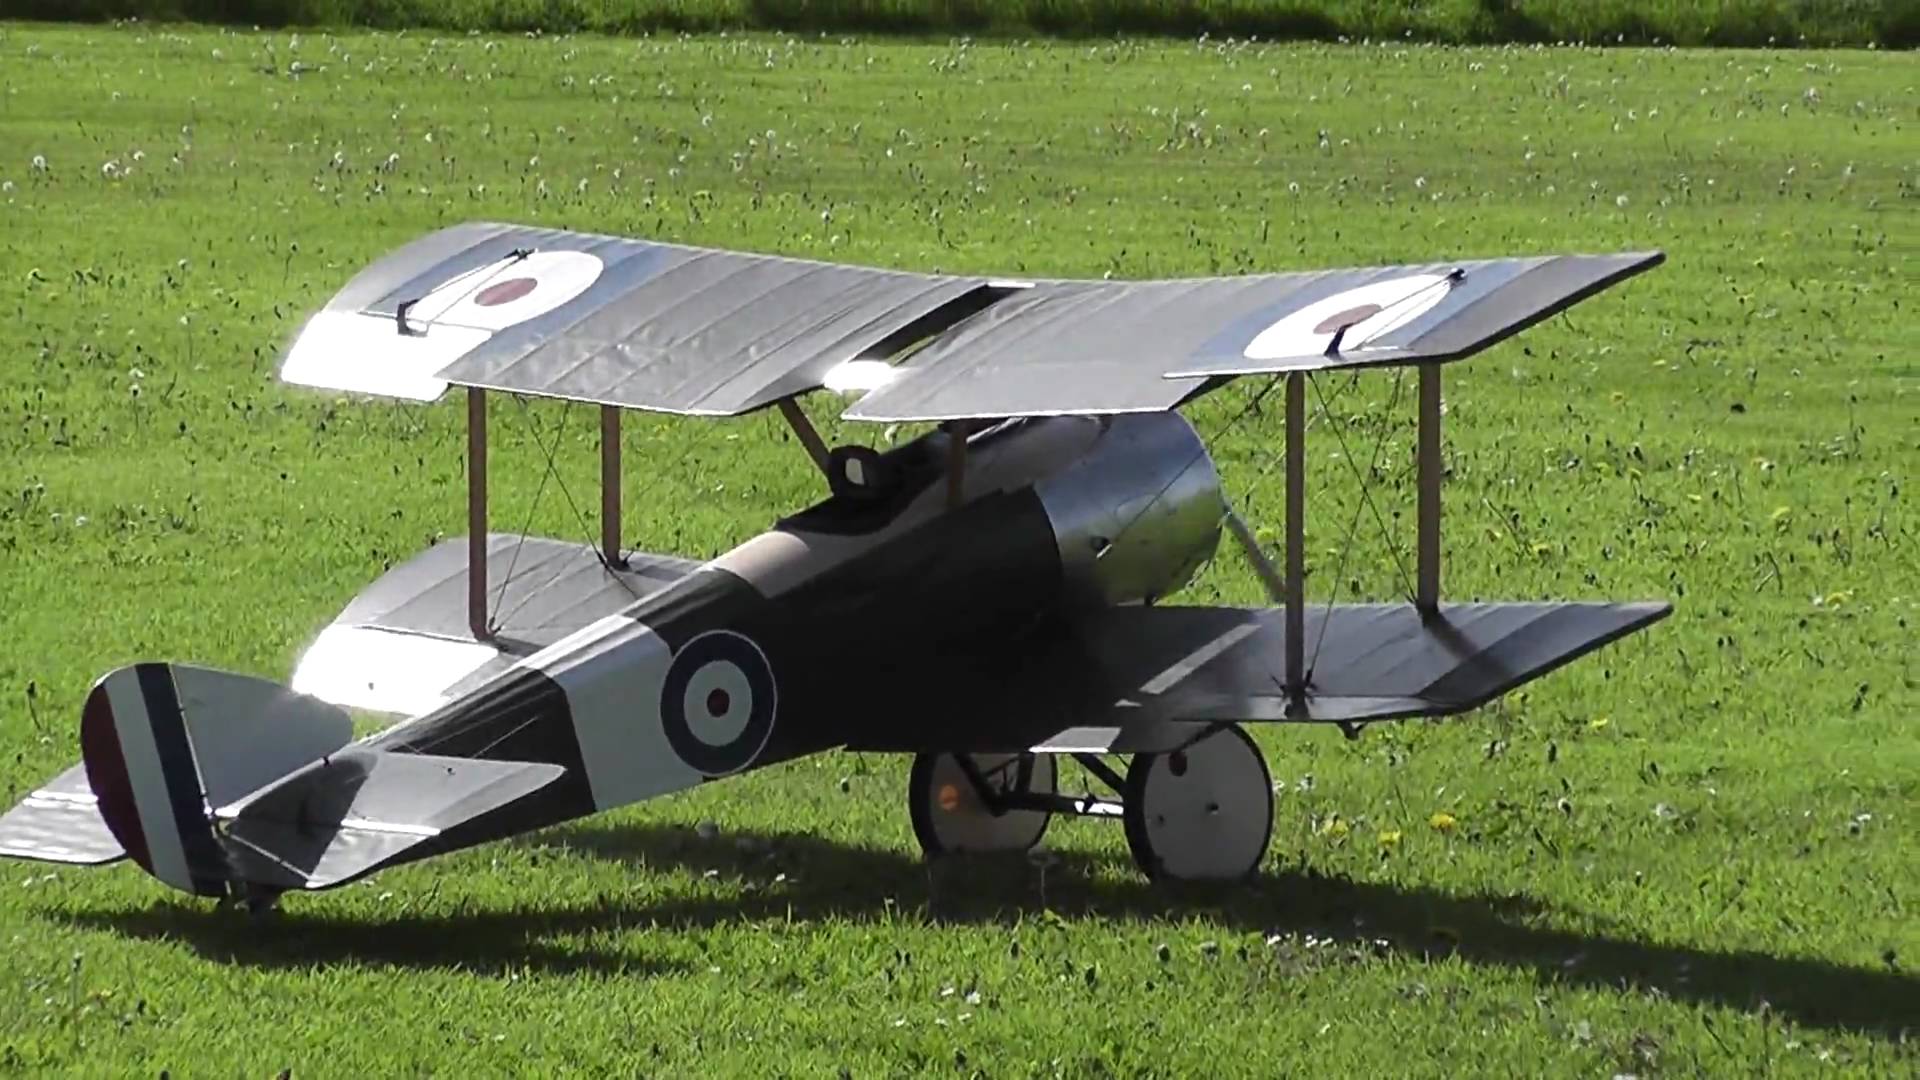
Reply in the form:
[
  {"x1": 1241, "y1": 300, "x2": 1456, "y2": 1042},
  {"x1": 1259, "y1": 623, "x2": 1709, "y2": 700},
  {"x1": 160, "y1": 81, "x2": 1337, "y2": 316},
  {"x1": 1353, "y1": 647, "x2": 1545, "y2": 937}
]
[
  {"x1": 600, "y1": 404, "x2": 624, "y2": 568},
  {"x1": 776, "y1": 397, "x2": 831, "y2": 476},
  {"x1": 467, "y1": 387, "x2": 489, "y2": 642},
  {"x1": 1285, "y1": 373, "x2": 1306, "y2": 697},
  {"x1": 1417, "y1": 363, "x2": 1441, "y2": 614}
]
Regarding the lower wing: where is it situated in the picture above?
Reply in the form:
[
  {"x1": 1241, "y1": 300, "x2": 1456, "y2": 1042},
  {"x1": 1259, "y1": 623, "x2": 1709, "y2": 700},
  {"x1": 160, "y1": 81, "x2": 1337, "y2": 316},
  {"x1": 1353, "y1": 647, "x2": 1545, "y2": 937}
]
[
  {"x1": 844, "y1": 600, "x2": 1669, "y2": 754},
  {"x1": 291, "y1": 532, "x2": 699, "y2": 716}
]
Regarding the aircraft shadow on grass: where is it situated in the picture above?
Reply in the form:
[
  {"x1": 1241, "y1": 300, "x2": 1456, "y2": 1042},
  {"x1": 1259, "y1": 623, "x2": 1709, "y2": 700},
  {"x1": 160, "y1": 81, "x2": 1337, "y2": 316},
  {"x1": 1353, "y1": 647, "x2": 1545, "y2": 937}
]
[{"x1": 66, "y1": 821, "x2": 1913, "y2": 1041}]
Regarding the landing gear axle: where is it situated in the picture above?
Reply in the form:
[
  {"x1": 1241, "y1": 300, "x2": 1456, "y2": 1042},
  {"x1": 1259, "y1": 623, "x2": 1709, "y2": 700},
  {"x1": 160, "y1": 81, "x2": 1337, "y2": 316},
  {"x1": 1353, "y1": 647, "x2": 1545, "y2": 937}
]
[{"x1": 905, "y1": 726, "x2": 1274, "y2": 882}]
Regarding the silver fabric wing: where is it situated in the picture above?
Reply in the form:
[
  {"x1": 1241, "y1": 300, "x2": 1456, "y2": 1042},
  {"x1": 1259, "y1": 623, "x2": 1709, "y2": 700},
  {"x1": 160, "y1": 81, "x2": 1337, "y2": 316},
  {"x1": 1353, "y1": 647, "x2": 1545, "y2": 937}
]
[
  {"x1": 282, "y1": 222, "x2": 990, "y2": 412},
  {"x1": 844, "y1": 252, "x2": 1661, "y2": 421},
  {"x1": 281, "y1": 222, "x2": 1661, "y2": 421}
]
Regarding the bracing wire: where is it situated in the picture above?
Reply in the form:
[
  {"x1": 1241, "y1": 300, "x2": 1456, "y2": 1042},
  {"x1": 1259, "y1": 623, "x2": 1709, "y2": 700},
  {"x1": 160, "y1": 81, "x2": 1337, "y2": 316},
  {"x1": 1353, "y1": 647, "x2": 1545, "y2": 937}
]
[
  {"x1": 489, "y1": 394, "x2": 567, "y2": 625},
  {"x1": 1305, "y1": 367, "x2": 1409, "y2": 679},
  {"x1": 1314, "y1": 367, "x2": 1418, "y2": 606},
  {"x1": 487, "y1": 396, "x2": 643, "y2": 636},
  {"x1": 488, "y1": 397, "x2": 721, "y2": 633}
]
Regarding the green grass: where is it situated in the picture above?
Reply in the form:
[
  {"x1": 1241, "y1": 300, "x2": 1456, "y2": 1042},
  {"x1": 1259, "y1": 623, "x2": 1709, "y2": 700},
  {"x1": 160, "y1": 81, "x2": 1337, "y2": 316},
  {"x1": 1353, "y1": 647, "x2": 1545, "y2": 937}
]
[
  {"x1": 1, "y1": 22, "x2": 1915, "y2": 1076},
  {"x1": 11, "y1": 0, "x2": 1920, "y2": 48}
]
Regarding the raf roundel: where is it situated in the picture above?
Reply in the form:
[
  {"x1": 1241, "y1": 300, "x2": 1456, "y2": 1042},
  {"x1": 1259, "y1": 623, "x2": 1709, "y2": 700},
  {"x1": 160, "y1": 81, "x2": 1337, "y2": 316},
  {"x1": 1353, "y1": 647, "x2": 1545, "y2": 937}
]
[
  {"x1": 659, "y1": 630, "x2": 778, "y2": 777},
  {"x1": 1242, "y1": 272, "x2": 1458, "y2": 361},
  {"x1": 407, "y1": 249, "x2": 605, "y2": 334}
]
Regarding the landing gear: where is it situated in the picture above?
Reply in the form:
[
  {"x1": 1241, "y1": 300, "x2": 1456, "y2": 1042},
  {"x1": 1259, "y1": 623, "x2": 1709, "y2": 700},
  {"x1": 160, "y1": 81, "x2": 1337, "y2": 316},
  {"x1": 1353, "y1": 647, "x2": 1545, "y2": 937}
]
[
  {"x1": 1122, "y1": 726, "x2": 1273, "y2": 881},
  {"x1": 909, "y1": 752, "x2": 1056, "y2": 856},
  {"x1": 904, "y1": 726, "x2": 1274, "y2": 882}
]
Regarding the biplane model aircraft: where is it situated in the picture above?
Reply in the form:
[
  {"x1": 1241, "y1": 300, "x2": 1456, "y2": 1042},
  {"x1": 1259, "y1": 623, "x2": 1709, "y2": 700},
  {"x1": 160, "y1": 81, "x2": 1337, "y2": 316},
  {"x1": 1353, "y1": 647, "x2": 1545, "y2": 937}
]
[{"x1": 2, "y1": 224, "x2": 1670, "y2": 905}]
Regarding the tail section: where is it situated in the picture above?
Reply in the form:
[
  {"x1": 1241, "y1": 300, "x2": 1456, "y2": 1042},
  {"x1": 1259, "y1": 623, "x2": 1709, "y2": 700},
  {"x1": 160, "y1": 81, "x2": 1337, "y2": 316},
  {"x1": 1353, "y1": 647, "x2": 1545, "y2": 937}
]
[
  {"x1": 11, "y1": 662, "x2": 574, "y2": 897},
  {"x1": 78, "y1": 664, "x2": 352, "y2": 896}
]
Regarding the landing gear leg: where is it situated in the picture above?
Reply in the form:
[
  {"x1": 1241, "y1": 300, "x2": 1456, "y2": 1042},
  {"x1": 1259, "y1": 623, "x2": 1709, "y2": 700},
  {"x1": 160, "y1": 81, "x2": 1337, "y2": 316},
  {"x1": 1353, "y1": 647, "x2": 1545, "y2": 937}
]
[
  {"x1": 1122, "y1": 726, "x2": 1273, "y2": 881},
  {"x1": 908, "y1": 752, "x2": 1056, "y2": 857}
]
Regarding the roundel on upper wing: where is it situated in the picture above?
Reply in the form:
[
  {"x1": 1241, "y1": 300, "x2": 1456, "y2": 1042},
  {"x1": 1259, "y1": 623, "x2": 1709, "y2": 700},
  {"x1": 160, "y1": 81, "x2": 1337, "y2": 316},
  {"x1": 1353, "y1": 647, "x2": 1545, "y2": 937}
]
[
  {"x1": 1243, "y1": 272, "x2": 1456, "y2": 361},
  {"x1": 410, "y1": 250, "x2": 605, "y2": 333},
  {"x1": 660, "y1": 630, "x2": 777, "y2": 777}
]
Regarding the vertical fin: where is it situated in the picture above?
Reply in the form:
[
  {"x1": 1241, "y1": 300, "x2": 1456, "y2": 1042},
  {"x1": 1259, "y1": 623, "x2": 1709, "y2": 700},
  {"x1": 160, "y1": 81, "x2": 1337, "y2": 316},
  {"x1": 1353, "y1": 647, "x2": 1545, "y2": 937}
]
[{"x1": 81, "y1": 666, "x2": 227, "y2": 895}]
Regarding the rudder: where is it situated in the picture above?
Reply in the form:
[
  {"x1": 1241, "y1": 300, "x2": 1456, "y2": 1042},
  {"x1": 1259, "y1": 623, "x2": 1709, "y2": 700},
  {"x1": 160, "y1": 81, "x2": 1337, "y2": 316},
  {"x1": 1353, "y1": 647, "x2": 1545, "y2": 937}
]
[{"x1": 79, "y1": 664, "x2": 352, "y2": 896}]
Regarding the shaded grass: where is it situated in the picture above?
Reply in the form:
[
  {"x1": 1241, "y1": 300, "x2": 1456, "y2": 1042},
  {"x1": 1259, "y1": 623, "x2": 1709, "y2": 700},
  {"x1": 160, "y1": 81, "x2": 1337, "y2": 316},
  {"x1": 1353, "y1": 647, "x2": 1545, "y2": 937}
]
[
  {"x1": 64, "y1": 820, "x2": 1920, "y2": 1041},
  {"x1": 8, "y1": 0, "x2": 1919, "y2": 47},
  {"x1": 0, "y1": 23, "x2": 1914, "y2": 1076}
]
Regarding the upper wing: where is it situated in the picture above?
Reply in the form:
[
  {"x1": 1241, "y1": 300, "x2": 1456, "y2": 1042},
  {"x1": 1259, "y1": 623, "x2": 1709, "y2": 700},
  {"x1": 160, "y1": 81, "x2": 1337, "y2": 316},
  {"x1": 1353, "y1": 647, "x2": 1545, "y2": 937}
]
[
  {"x1": 282, "y1": 223, "x2": 1661, "y2": 422},
  {"x1": 842, "y1": 600, "x2": 1669, "y2": 754}
]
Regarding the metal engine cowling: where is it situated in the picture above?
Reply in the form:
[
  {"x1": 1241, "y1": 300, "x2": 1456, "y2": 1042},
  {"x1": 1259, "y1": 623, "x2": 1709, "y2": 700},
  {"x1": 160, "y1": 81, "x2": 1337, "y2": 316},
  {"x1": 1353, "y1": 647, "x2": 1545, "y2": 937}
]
[{"x1": 1033, "y1": 412, "x2": 1223, "y2": 608}]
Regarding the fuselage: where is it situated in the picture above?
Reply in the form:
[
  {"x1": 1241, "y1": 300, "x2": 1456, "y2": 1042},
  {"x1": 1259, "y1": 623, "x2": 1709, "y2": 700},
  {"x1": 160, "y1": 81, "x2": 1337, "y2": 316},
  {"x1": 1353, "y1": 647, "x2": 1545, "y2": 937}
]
[{"x1": 364, "y1": 412, "x2": 1224, "y2": 855}]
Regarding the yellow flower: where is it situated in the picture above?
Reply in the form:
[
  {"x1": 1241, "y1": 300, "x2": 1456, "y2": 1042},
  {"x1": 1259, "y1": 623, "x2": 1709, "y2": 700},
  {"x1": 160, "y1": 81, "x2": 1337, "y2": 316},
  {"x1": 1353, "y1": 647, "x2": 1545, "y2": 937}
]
[
  {"x1": 1588, "y1": 716, "x2": 1611, "y2": 731},
  {"x1": 1318, "y1": 815, "x2": 1350, "y2": 840},
  {"x1": 1377, "y1": 829, "x2": 1403, "y2": 849},
  {"x1": 1428, "y1": 811, "x2": 1458, "y2": 833}
]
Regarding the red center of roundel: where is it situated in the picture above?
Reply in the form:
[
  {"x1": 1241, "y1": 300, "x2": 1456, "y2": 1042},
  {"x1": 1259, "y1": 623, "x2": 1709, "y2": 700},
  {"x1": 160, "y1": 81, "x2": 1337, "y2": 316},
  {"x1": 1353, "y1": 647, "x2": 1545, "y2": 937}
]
[
  {"x1": 706, "y1": 688, "x2": 731, "y2": 717},
  {"x1": 1313, "y1": 303, "x2": 1384, "y2": 335},
  {"x1": 474, "y1": 277, "x2": 538, "y2": 307}
]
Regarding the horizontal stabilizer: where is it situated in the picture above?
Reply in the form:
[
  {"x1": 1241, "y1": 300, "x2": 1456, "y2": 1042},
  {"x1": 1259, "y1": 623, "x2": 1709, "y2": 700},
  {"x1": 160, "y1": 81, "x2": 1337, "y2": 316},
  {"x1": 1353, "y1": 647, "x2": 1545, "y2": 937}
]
[
  {"x1": 0, "y1": 764, "x2": 125, "y2": 866},
  {"x1": 218, "y1": 750, "x2": 566, "y2": 890}
]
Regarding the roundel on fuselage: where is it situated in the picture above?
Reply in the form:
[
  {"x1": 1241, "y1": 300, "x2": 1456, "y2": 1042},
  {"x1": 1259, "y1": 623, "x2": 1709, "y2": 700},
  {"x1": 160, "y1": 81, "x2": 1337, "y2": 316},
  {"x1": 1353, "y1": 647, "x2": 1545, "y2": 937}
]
[{"x1": 659, "y1": 630, "x2": 777, "y2": 776}]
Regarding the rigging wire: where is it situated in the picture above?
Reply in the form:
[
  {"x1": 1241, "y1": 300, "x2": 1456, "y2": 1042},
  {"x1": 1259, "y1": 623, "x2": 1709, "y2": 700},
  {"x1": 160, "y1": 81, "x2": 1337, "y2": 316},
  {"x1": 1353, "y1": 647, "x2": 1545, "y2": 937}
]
[
  {"x1": 1315, "y1": 368, "x2": 1418, "y2": 606},
  {"x1": 489, "y1": 396, "x2": 645, "y2": 636},
  {"x1": 488, "y1": 394, "x2": 566, "y2": 628},
  {"x1": 1305, "y1": 367, "x2": 1410, "y2": 680}
]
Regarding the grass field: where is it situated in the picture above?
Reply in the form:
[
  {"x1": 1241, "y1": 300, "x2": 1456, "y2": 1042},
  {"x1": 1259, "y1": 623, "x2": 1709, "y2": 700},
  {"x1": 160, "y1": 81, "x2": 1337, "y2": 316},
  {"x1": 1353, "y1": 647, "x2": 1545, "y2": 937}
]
[{"x1": 0, "y1": 22, "x2": 1915, "y2": 1076}]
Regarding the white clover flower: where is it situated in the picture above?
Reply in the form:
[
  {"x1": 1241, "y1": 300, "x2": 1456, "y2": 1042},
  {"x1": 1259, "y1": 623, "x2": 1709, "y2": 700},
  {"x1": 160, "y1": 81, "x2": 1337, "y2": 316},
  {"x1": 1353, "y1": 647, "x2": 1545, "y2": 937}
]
[
  {"x1": 1615, "y1": 194, "x2": 1629, "y2": 208},
  {"x1": 30, "y1": 154, "x2": 47, "y2": 171}
]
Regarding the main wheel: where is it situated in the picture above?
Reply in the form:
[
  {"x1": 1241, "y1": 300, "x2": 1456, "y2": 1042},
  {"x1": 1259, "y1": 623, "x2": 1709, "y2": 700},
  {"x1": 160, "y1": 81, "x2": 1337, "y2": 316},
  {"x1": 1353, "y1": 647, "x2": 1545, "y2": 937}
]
[
  {"x1": 1123, "y1": 726, "x2": 1273, "y2": 881},
  {"x1": 909, "y1": 752, "x2": 1056, "y2": 857}
]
